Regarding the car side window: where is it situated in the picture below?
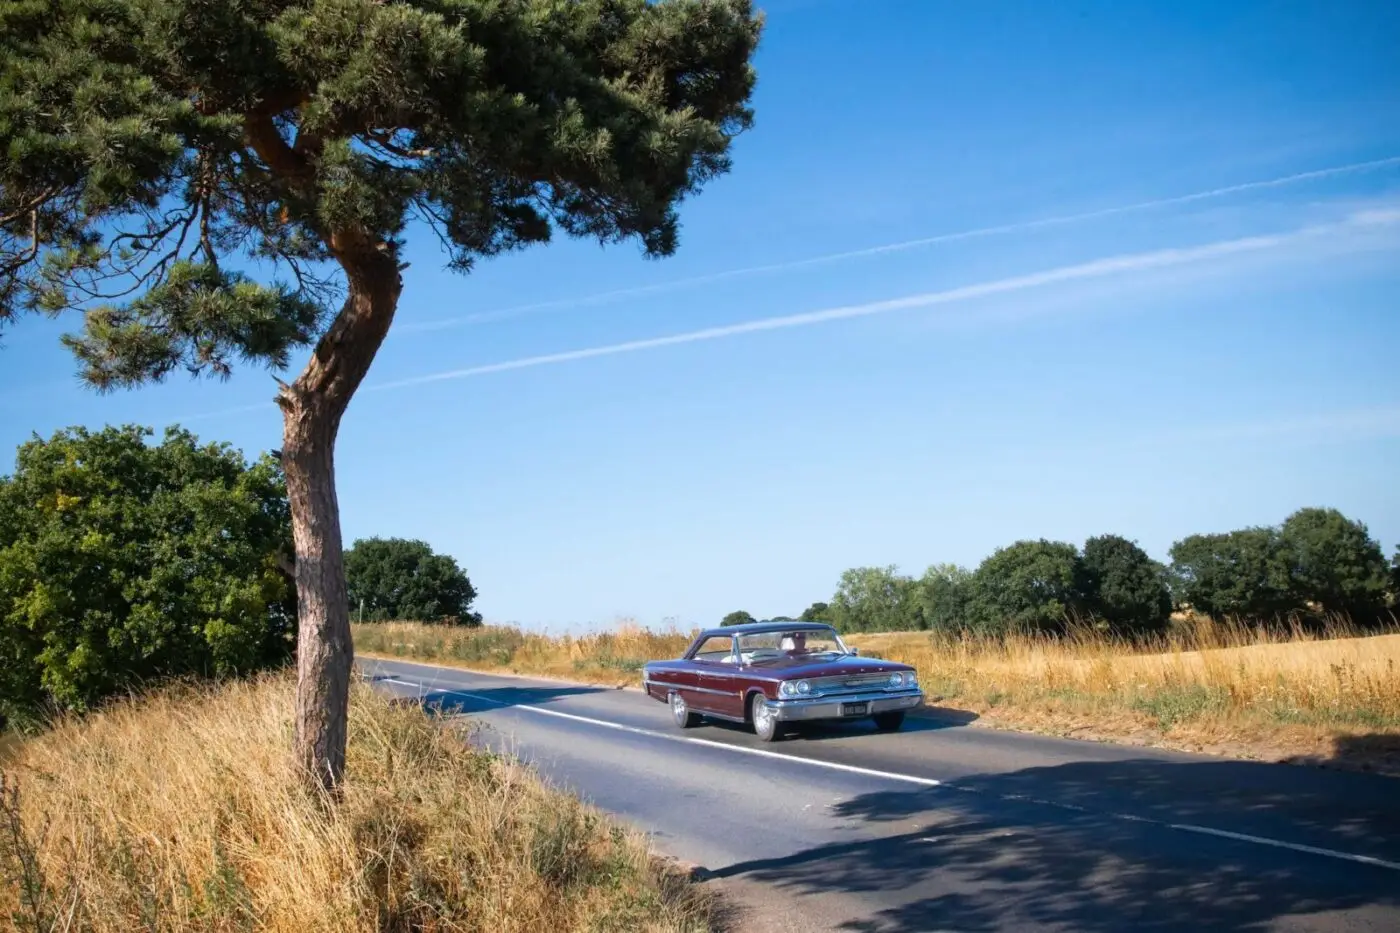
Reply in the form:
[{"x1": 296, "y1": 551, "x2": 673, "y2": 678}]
[{"x1": 690, "y1": 635, "x2": 735, "y2": 664}]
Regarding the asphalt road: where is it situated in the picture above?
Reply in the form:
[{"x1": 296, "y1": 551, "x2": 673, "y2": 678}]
[{"x1": 360, "y1": 657, "x2": 1400, "y2": 933}]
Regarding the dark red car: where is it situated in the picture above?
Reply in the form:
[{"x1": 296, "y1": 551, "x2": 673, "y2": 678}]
[{"x1": 642, "y1": 620, "x2": 923, "y2": 741}]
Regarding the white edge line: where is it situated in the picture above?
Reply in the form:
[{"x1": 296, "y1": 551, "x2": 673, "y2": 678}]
[
  {"x1": 377, "y1": 677, "x2": 943, "y2": 788},
  {"x1": 375, "y1": 673, "x2": 1400, "y2": 873},
  {"x1": 1170, "y1": 824, "x2": 1400, "y2": 872}
]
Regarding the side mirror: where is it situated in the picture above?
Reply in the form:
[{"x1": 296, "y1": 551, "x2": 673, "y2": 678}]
[{"x1": 848, "y1": 647, "x2": 860, "y2": 656}]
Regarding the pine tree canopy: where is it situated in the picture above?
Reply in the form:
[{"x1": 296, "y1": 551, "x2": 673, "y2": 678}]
[{"x1": 0, "y1": 0, "x2": 762, "y2": 389}]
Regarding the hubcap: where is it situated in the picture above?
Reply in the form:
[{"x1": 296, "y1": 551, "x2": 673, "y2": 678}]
[
  {"x1": 754, "y1": 698, "x2": 772, "y2": 732},
  {"x1": 672, "y1": 694, "x2": 686, "y2": 722}
]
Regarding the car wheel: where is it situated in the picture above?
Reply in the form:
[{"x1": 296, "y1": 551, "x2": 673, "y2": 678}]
[
  {"x1": 750, "y1": 692, "x2": 782, "y2": 742},
  {"x1": 670, "y1": 692, "x2": 700, "y2": 728},
  {"x1": 872, "y1": 710, "x2": 905, "y2": 732}
]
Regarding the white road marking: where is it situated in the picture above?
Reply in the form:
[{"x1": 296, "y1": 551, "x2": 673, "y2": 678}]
[
  {"x1": 378, "y1": 677, "x2": 943, "y2": 787},
  {"x1": 1170, "y1": 824, "x2": 1400, "y2": 872},
  {"x1": 373, "y1": 670, "x2": 1400, "y2": 873}
]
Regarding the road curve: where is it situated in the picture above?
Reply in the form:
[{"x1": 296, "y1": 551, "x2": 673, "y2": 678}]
[{"x1": 360, "y1": 656, "x2": 1400, "y2": 932}]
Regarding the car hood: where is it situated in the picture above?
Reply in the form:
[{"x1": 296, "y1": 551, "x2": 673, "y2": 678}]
[{"x1": 744, "y1": 654, "x2": 911, "y2": 679}]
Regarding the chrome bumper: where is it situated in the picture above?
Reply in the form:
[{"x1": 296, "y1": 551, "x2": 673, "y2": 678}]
[{"x1": 768, "y1": 689, "x2": 923, "y2": 721}]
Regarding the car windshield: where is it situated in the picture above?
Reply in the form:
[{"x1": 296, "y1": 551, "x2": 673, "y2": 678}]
[{"x1": 735, "y1": 628, "x2": 848, "y2": 663}]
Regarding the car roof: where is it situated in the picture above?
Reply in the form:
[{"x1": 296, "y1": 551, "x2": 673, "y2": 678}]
[{"x1": 698, "y1": 620, "x2": 836, "y2": 638}]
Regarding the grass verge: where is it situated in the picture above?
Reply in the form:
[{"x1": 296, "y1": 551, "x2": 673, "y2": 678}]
[
  {"x1": 354, "y1": 619, "x2": 1400, "y2": 776},
  {"x1": 0, "y1": 672, "x2": 712, "y2": 932}
]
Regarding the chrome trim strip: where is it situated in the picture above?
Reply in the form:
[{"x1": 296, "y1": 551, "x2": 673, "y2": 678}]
[
  {"x1": 699, "y1": 710, "x2": 748, "y2": 724},
  {"x1": 642, "y1": 677, "x2": 737, "y2": 698}
]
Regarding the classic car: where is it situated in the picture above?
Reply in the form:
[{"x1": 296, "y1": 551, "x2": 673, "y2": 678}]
[{"x1": 641, "y1": 620, "x2": 923, "y2": 741}]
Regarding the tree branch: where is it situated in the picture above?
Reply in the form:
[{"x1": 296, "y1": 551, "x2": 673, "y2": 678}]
[
  {"x1": 243, "y1": 97, "x2": 403, "y2": 420},
  {"x1": 0, "y1": 209, "x2": 40, "y2": 279},
  {"x1": 366, "y1": 129, "x2": 434, "y2": 160},
  {"x1": 244, "y1": 109, "x2": 314, "y2": 185},
  {"x1": 0, "y1": 188, "x2": 57, "y2": 226}
]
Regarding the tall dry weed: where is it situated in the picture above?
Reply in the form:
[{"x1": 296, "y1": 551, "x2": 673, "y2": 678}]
[{"x1": 0, "y1": 674, "x2": 710, "y2": 933}]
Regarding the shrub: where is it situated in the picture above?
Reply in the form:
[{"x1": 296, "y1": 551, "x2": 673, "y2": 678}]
[
  {"x1": 1080, "y1": 534, "x2": 1172, "y2": 635},
  {"x1": 1278, "y1": 507, "x2": 1390, "y2": 623},
  {"x1": 1169, "y1": 528, "x2": 1300, "y2": 621},
  {"x1": 916, "y1": 563, "x2": 975, "y2": 633},
  {"x1": 829, "y1": 566, "x2": 925, "y2": 632},
  {"x1": 0, "y1": 425, "x2": 293, "y2": 726},
  {"x1": 969, "y1": 540, "x2": 1086, "y2": 635},
  {"x1": 344, "y1": 536, "x2": 480, "y2": 625}
]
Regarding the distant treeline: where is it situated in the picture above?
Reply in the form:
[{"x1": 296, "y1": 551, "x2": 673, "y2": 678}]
[{"x1": 723, "y1": 507, "x2": 1400, "y2": 637}]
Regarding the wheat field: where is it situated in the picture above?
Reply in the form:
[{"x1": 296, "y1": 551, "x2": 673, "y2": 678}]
[
  {"x1": 0, "y1": 673, "x2": 711, "y2": 933},
  {"x1": 354, "y1": 618, "x2": 1400, "y2": 774}
]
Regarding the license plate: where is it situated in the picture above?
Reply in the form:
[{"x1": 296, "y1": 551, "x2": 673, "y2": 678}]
[{"x1": 841, "y1": 702, "x2": 869, "y2": 716}]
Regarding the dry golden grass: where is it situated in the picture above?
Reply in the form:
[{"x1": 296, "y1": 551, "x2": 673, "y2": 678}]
[
  {"x1": 353, "y1": 621, "x2": 692, "y2": 687},
  {"x1": 355, "y1": 618, "x2": 1400, "y2": 774},
  {"x1": 851, "y1": 621, "x2": 1400, "y2": 769},
  {"x1": 0, "y1": 673, "x2": 711, "y2": 933}
]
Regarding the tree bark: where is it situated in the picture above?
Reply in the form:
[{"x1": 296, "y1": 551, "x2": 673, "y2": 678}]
[
  {"x1": 243, "y1": 105, "x2": 404, "y2": 792},
  {"x1": 281, "y1": 244, "x2": 402, "y2": 793}
]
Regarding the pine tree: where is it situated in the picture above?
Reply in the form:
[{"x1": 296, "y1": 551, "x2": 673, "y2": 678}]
[{"x1": 1, "y1": 0, "x2": 761, "y2": 790}]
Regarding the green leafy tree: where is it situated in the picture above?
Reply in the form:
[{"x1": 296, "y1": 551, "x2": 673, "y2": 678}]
[
  {"x1": 916, "y1": 563, "x2": 974, "y2": 633},
  {"x1": 828, "y1": 566, "x2": 924, "y2": 633},
  {"x1": 345, "y1": 537, "x2": 478, "y2": 625},
  {"x1": 0, "y1": 425, "x2": 293, "y2": 728},
  {"x1": 1, "y1": 0, "x2": 760, "y2": 787},
  {"x1": 798, "y1": 601, "x2": 831, "y2": 623},
  {"x1": 969, "y1": 540, "x2": 1085, "y2": 635},
  {"x1": 720, "y1": 610, "x2": 755, "y2": 627},
  {"x1": 1080, "y1": 534, "x2": 1172, "y2": 636},
  {"x1": 1392, "y1": 546, "x2": 1400, "y2": 610},
  {"x1": 1168, "y1": 528, "x2": 1299, "y2": 621},
  {"x1": 1278, "y1": 507, "x2": 1389, "y2": 623}
]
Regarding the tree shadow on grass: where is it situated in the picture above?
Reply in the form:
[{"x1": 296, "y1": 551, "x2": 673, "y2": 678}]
[
  {"x1": 709, "y1": 757, "x2": 1400, "y2": 932},
  {"x1": 1284, "y1": 732, "x2": 1400, "y2": 779}
]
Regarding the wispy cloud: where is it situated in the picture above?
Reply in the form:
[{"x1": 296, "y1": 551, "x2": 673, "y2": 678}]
[
  {"x1": 398, "y1": 155, "x2": 1400, "y2": 334},
  {"x1": 368, "y1": 208, "x2": 1400, "y2": 391},
  {"x1": 174, "y1": 400, "x2": 275, "y2": 424},
  {"x1": 1199, "y1": 406, "x2": 1400, "y2": 443}
]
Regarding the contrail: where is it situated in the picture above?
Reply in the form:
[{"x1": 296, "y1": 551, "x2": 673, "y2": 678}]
[
  {"x1": 398, "y1": 155, "x2": 1400, "y2": 333},
  {"x1": 368, "y1": 208, "x2": 1400, "y2": 391}
]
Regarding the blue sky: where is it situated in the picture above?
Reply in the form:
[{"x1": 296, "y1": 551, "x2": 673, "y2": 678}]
[{"x1": 3, "y1": 0, "x2": 1400, "y2": 632}]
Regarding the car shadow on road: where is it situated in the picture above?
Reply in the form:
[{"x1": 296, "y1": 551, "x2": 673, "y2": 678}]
[
  {"x1": 706, "y1": 756, "x2": 1400, "y2": 932},
  {"x1": 776, "y1": 706, "x2": 980, "y2": 742},
  {"x1": 694, "y1": 703, "x2": 978, "y2": 742}
]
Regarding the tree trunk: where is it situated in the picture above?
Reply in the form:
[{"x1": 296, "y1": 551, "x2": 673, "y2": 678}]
[
  {"x1": 283, "y1": 404, "x2": 351, "y2": 791},
  {"x1": 282, "y1": 245, "x2": 402, "y2": 792}
]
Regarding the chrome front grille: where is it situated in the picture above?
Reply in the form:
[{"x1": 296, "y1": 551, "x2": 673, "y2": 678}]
[{"x1": 811, "y1": 673, "x2": 894, "y2": 695}]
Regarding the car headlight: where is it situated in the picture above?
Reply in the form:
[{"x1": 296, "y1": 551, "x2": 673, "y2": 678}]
[
  {"x1": 779, "y1": 681, "x2": 797, "y2": 697},
  {"x1": 888, "y1": 673, "x2": 903, "y2": 688},
  {"x1": 797, "y1": 680, "x2": 812, "y2": 695}
]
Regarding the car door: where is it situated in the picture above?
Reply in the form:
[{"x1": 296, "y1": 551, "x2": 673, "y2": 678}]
[{"x1": 686, "y1": 634, "x2": 741, "y2": 716}]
